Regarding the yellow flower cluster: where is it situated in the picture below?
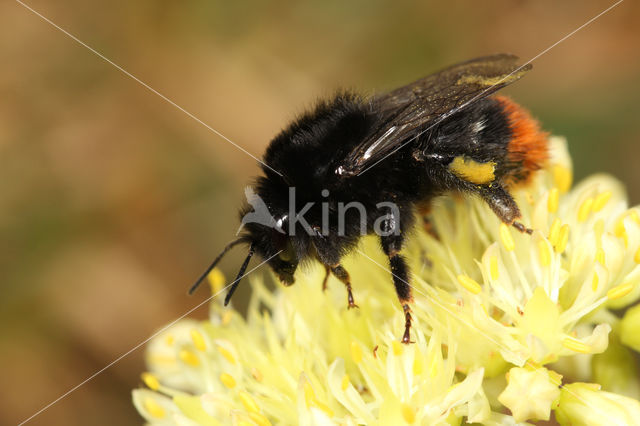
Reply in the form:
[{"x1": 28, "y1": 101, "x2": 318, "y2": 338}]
[{"x1": 133, "y1": 137, "x2": 640, "y2": 425}]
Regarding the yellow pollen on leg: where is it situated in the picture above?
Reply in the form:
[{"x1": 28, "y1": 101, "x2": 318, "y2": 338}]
[
  {"x1": 489, "y1": 256, "x2": 499, "y2": 280},
  {"x1": 607, "y1": 282, "x2": 634, "y2": 300},
  {"x1": 593, "y1": 191, "x2": 612, "y2": 212},
  {"x1": 141, "y1": 372, "x2": 160, "y2": 391},
  {"x1": 457, "y1": 274, "x2": 482, "y2": 294},
  {"x1": 220, "y1": 373, "x2": 236, "y2": 389},
  {"x1": 563, "y1": 338, "x2": 591, "y2": 354},
  {"x1": 448, "y1": 156, "x2": 496, "y2": 184},
  {"x1": 538, "y1": 240, "x2": 551, "y2": 266},
  {"x1": 547, "y1": 187, "x2": 559, "y2": 213},
  {"x1": 500, "y1": 223, "x2": 515, "y2": 251},
  {"x1": 190, "y1": 329, "x2": 207, "y2": 351},
  {"x1": 577, "y1": 197, "x2": 594, "y2": 222},
  {"x1": 144, "y1": 397, "x2": 166, "y2": 419}
]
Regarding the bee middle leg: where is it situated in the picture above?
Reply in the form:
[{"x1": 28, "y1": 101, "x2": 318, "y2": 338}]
[
  {"x1": 326, "y1": 264, "x2": 358, "y2": 309},
  {"x1": 479, "y1": 184, "x2": 532, "y2": 234}
]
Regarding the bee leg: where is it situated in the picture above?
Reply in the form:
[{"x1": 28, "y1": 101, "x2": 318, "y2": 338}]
[
  {"x1": 380, "y1": 233, "x2": 414, "y2": 344},
  {"x1": 329, "y1": 264, "x2": 358, "y2": 309},
  {"x1": 479, "y1": 185, "x2": 531, "y2": 233},
  {"x1": 322, "y1": 264, "x2": 330, "y2": 291}
]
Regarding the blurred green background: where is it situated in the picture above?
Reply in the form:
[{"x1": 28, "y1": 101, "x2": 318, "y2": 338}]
[{"x1": 2, "y1": 1, "x2": 639, "y2": 424}]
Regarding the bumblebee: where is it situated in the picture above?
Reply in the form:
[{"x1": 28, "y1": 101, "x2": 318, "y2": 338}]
[{"x1": 191, "y1": 54, "x2": 548, "y2": 343}]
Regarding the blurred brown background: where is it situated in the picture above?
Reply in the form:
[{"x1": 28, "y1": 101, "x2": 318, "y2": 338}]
[{"x1": 2, "y1": 1, "x2": 639, "y2": 425}]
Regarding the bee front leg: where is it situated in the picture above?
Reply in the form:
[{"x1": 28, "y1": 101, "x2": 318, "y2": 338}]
[
  {"x1": 479, "y1": 184, "x2": 532, "y2": 234},
  {"x1": 322, "y1": 264, "x2": 330, "y2": 291},
  {"x1": 380, "y1": 231, "x2": 414, "y2": 344}
]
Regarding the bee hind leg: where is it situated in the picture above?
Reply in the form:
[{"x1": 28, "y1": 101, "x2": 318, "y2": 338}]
[
  {"x1": 327, "y1": 264, "x2": 358, "y2": 309},
  {"x1": 380, "y1": 232, "x2": 414, "y2": 344}
]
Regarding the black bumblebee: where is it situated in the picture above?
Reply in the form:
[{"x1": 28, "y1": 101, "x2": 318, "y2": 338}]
[{"x1": 190, "y1": 54, "x2": 548, "y2": 343}]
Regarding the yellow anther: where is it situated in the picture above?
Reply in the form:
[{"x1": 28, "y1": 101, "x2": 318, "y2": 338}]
[
  {"x1": 592, "y1": 273, "x2": 599, "y2": 292},
  {"x1": 248, "y1": 412, "x2": 272, "y2": 426},
  {"x1": 179, "y1": 349, "x2": 200, "y2": 367},
  {"x1": 577, "y1": 197, "x2": 594, "y2": 223},
  {"x1": 553, "y1": 165, "x2": 572, "y2": 193},
  {"x1": 500, "y1": 223, "x2": 515, "y2": 252},
  {"x1": 350, "y1": 341, "x2": 363, "y2": 364},
  {"x1": 217, "y1": 345, "x2": 237, "y2": 364},
  {"x1": 615, "y1": 211, "x2": 639, "y2": 237},
  {"x1": 607, "y1": 282, "x2": 634, "y2": 300},
  {"x1": 341, "y1": 374, "x2": 350, "y2": 391},
  {"x1": 555, "y1": 225, "x2": 570, "y2": 254},
  {"x1": 392, "y1": 340, "x2": 404, "y2": 356},
  {"x1": 538, "y1": 240, "x2": 551, "y2": 267},
  {"x1": 563, "y1": 338, "x2": 591, "y2": 354},
  {"x1": 144, "y1": 397, "x2": 166, "y2": 419},
  {"x1": 165, "y1": 334, "x2": 175, "y2": 346},
  {"x1": 190, "y1": 329, "x2": 207, "y2": 351},
  {"x1": 401, "y1": 403, "x2": 416, "y2": 424},
  {"x1": 428, "y1": 355, "x2": 439, "y2": 378},
  {"x1": 489, "y1": 256, "x2": 499, "y2": 280},
  {"x1": 635, "y1": 247, "x2": 640, "y2": 264},
  {"x1": 141, "y1": 372, "x2": 160, "y2": 391},
  {"x1": 593, "y1": 219, "x2": 604, "y2": 241},
  {"x1": 548, "y1": 218, "x2": 562, "y2": 246},
  {"x1": 207, "y1": 268, "x2": 225, "y2": 293},
  {"x1": 220, "y1": 373, "x2": 236, "y2": 389},
  {"x1": 595, "y1": 248, "x2": 605, "y2": 266},
  {"x1": 457, "y1": 274, "x2": 482, "y2": 294},
  {"x1": 547, "y1": 187, "x2": 559, "y2": 213},
  {"x1": 413, "y1": 356, "x2": 424, "y2": 376},
  {"x1": 593, "y1": 191, "x2": 612, "y2": 212},
  {"x1": 238, "y1": 391, "x2": 260, "y2": 413},
  {"x1": 303, "y1": 383, "x2": 333, "y2": 417}
]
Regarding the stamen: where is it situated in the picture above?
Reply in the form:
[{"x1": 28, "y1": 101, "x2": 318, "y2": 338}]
[
  {"x1": 490, "y1": 256, "x2": 499, "y2": 280},
  {"x1": 141, "y1": 372, "x2": 160, "y2": 391},
  {"x1": 595, "y1": 248, "x2": 605, "y2": 266},
  {"x1": 165, "y1": 334, "x2": 175, "y2": 346},
  {"x1": 220, "y1": 373, "x2": 236, "y2": 389},
  {"x1": 577, "y1": 197, "x2": 593, "y2": 223},
  {"x1": 341, "y1": 374, "x2": 350, "y2": 391},
  {"x1": 607, "y1": 282, "x2": 634, "y2": 300},
  {"x1": 563, "y1": 338, "x2": 591, "y2": 354},
  {"x1": 500, "y1": 224, "x2": 515, "y2": 251},
  {"x1": 547, "y1": 187, "x2": 559, "y2": 213},
  {"x1": 190, "y1": 329, "x2": 207, "y2": 351},
  {"x1": 635, "y1": 247, "x2": 640, "y2": 264},
  {"x1": 217, "y1": 345, "x2": 237, "y2": 364},
  {"x1": 555, "y1": 225, "x2": 570, "y2": 254},
  {"x1": 248, "y1": 412, "x2": 272, "y2": 426},
  {"x1": 401, "y1": 403, "x2": 416, "y2": 424},
  {"x1": 179, "y1": 349, "x2": 200, "y2": 367},
  {"x1": 238, "y1": 391, "x2": 260, "y2": 413},
  {"x1": 538, "y1": 240, "x2": 551, "y2": 267},
  {"x1": 251, "y1": 368, "x2": 263, "y2": 382},
  {"x1": 303, "y1": 383, "x2": 333, "y2": 417},
  {"x1": 350, "y1": 341, "x2": 363, "y2": 364},
  {"x1": 413, "y1": 356, "x2": 424, "y2": 376},
  {"x1": 553, "y1": 165, "x2": 572, "y2": 193},
  {"x1": 144, "y1": 397, "x2": 166, "y2": 419},
  {"x1": 592, "y1": 273, "x2": 599, "y2": 291},
  {"x1": 548, "y1": 218, "x2": 562, "y2": 246},
  {"x1": 592, "y1": 191, "x2": 612, "y2": 212},
  {"x1": 207, "y1": 268, "x2": 225, "y2": 293},
  {"x1": 457, "y1": 275, "x2": 482, "y2": 294}
]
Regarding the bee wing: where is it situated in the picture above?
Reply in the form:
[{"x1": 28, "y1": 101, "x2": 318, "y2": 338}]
[{"x1": 336, "y1": 54, "x2": 531, "y2": 176}]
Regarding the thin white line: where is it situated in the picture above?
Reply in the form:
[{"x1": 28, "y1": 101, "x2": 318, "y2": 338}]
[
  {"x1": 18, "y1": 250, "x2": 281, "y2": 426},
  {"x1": 356, "y1": 0, "x2": 624, "y2": 176},
  {"x1": 14, "y1": 0, "x2": 284, "y2": 178},
  {"x1": 355, "y1": 248, "x2": 612, "y2": 420}
]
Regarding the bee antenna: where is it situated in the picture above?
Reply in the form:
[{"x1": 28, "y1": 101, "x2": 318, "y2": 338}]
[
  {"x1": 224, "y1": 243, "x2": 255, "y2": 306},
  {"x1": 188, "y1": 238, "x2": 245, "y2": 295}
]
